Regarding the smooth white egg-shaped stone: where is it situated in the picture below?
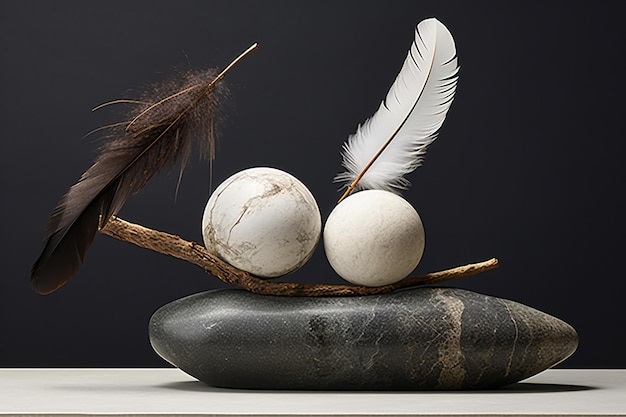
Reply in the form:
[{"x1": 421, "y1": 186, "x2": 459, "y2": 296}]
[
  {"x1": 202, "y1": 167, "x2": 321, "y2": 278},
  {"x1": 324, "y1": 190, "x2": 424, "y2": 286}
]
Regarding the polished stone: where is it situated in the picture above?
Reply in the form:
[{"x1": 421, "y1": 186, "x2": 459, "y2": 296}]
[{"x1": 149, "y1": 287, "x2": 578, "y2": 390}]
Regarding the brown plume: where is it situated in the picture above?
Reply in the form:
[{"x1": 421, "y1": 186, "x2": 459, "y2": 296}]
[{"x1": 31, "y1": 44, "x2": 258, "y2": 294}]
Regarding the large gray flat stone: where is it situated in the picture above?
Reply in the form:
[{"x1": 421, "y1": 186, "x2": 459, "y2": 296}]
[{"x1": 149, "y1": 287, "x2": 578, "y2": 390}]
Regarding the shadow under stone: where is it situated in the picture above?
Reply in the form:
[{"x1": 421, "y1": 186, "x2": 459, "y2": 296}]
[
  {"x1": 157, "y1": 380, "x2": 598, "y2": 394},
  {"x1": 480, "y1": 382, "x2": 598, "y2": 393}
]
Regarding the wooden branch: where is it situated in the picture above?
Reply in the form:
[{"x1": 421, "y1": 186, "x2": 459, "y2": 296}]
[{"x1": 99, "y1": 216, "x2": 498, "y2": 297}]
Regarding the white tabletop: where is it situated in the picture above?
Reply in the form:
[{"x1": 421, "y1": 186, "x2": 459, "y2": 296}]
[{"x1": 0, "y1": 368, "x2": 624, "y2": 416}]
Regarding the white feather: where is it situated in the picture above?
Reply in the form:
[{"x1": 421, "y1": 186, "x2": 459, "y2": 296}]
[{"x1": 335, "y1": 18, "x2": 459, "y2": 194}]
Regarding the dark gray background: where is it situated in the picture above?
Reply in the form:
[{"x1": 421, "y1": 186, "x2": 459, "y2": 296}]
[{"x1": 1, "y1": 1, "x2": 624, "y2": 368}]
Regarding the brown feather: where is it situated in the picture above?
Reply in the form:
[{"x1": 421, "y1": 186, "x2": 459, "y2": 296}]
[{"x1": 31, "y1": 67, "x2": 229, "y2": 295}]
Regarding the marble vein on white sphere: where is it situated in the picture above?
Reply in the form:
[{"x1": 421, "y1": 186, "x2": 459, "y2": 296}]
[{"x1": 202, "y1": 167, "x2": 321, "y2": 278}]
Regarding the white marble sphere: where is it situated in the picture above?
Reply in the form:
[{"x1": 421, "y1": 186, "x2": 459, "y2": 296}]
[
  {"x1": 202, "y1": 167, "x2": 321, "y2": 278},
  {"x1": 323, "y1": 190, "x2": 425, "y2": 287}
]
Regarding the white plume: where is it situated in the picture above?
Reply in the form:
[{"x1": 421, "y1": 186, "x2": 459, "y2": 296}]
[{"x1": 335, "y1": 18, "x2": 459, "y2": 195}]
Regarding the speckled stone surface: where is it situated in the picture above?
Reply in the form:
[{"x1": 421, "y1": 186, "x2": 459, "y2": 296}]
[{"x1": 149, "y1": 287, "x2": 578, "y2": 390}]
